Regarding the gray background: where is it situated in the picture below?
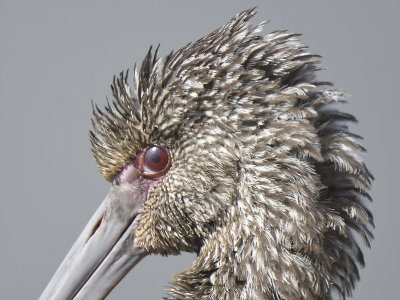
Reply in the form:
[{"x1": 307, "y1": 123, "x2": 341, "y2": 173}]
[{"x1": 1, "y1": 1, "x2": 399, "y2": 299}]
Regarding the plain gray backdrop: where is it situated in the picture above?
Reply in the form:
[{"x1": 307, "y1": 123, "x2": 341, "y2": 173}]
[{"x1": 1, "y1": 1, "x2": 399, "y2": 299}]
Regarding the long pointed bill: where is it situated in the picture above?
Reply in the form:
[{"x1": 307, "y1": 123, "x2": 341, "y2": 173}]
[{"x1": 39, "y1": 183, "x2": 148, "y2": 300}]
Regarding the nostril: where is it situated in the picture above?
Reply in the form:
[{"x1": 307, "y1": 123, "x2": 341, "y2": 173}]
[{"x1": 88, "y1": 215, "x2": 103, "y2": 241}]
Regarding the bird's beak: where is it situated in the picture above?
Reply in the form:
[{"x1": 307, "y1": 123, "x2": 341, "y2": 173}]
[{"x1": 39, "y1": 183, "x2": 148, "y2": 300}]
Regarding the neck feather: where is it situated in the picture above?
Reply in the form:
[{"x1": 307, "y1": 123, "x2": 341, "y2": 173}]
[{"x1": 168, "y1": 205, "x2": 331, "y2": 300}]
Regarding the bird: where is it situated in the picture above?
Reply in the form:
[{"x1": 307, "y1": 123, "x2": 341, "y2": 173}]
[{"x1": 39, "y1": 8, "x2": 373, "y2": 300}]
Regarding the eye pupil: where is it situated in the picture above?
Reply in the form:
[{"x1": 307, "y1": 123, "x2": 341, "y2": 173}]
[
  {"x1": 150, "y1": 153, "x2": 161, "y2": 163},
  {"x1": 141, "y1": 145, "x2": 170, "y2": 178}
]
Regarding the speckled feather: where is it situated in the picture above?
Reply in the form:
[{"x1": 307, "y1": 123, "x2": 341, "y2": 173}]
[{"x1": 90, "y1": 9, "x2": 373, "y2": 300}]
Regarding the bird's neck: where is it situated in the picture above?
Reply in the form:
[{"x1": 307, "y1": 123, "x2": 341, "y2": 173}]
[
  {"x1": 169, "y1": 211, "x2": 275, "y2": 299},
  {"x1": 168, "y1": 196, "x2": 330, "y2": 300}
]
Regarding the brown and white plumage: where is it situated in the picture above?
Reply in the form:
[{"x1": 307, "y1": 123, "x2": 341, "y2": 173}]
[{"x1": 40, "y1": 9, "x2": 373, "y2": 300}]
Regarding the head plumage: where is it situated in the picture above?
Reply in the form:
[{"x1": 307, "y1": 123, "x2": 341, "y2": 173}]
[{"x1": 90, "y1": 9, "x2": 324, "y2": 181}]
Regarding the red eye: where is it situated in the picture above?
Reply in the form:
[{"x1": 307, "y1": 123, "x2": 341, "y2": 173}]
[{"x1": 140, "y1": 145, "x2": 171, "y2": 178}]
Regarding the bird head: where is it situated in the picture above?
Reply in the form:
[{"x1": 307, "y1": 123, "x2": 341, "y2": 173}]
[{"x1": 40, "y1": 9, "x2": 373, "y2": 300}]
